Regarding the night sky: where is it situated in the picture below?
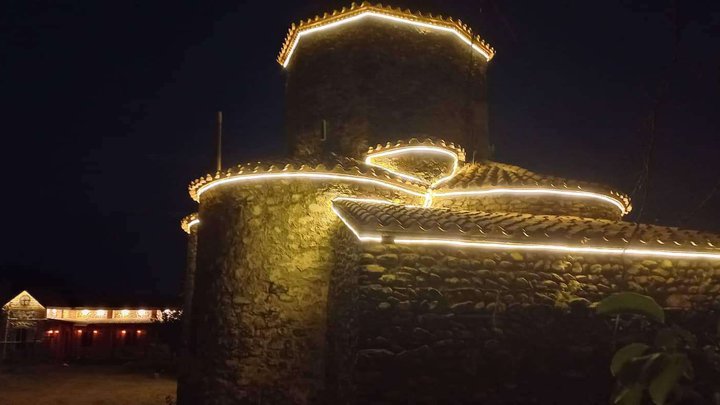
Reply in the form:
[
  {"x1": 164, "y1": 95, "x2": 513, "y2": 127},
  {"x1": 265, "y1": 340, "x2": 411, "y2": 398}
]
[{"x1": 2, "y1": 1, "x2": 718, "y2": 302}]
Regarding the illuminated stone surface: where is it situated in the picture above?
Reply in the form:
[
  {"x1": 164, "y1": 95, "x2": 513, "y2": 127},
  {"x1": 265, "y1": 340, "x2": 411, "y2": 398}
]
[
  {"x1": 284, "y1": 14, "x2": 490, "y2": 159},
  {"x1": 178, "y1": 4, "x2": 720, "y2": 404}
]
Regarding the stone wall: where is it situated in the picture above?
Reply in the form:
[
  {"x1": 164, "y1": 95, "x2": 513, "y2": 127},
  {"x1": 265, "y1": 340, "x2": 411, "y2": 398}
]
[
  {"x1": 329, "y1": 239, "x2": 720, "y2": 403},
  {"x1": 177, "y1": 229, "x2": 198, "y2": 402},
  {"x1": 285, "y1": 18, "x2": 489, "y2": 160},
  {"x1": 182, "y1": 181, "x2": 418, "y2": 404},
  {"x1": 433, "y1": 194, "x2": 623, "y2": 221}
]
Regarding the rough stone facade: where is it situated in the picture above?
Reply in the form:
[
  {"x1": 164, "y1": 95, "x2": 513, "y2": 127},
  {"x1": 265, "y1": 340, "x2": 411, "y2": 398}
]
[
  {"x1": 285, "y1": 18, "x2": 489, "y2": 159},
  {"x1": 184, "y1": 181, "x2": 415, "y2": 404},
  {"x1": 178, "y1": 4, "x2": 720, "y2": 404},
  {"x1": 328, "y1": 235, "x2": 720, "y2": 403}
]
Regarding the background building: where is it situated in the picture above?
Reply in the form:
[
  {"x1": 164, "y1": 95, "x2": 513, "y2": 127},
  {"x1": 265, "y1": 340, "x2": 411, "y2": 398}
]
[{"x1": 1, "y1": 290, "x2": 178, "y2": 362}]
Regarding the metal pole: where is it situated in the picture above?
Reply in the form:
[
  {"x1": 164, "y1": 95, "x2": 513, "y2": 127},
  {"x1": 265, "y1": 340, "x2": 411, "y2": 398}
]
[{"x1": 216, "y1": 111, "x2": 223, "y2": 172}]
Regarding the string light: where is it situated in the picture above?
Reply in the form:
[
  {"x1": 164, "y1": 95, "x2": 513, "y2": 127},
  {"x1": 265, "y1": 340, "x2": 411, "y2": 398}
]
[
  {"x1": 280, "y1": 9, "x2": 493, "y2": 68},
  {"x1": 195, "y1": 172, "x2": 426, "y2": 200},
  {"x1": 432, "y1": 188, "x2": 629, "y2": 215},
  {"x1": 364, "y1": 146, "x2": 460, "y2": 186},
  {"x1": 331, "y1": 198, "x2": 720, "y2": 261}
]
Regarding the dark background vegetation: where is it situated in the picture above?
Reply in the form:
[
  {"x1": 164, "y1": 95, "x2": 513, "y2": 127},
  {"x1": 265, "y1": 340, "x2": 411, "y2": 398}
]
[{"x1": 1, "y1": 0, "x2": 718, "y2": 300}]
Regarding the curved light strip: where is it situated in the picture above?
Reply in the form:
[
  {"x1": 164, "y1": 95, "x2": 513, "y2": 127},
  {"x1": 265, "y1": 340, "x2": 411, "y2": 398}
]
[
  {"x1": 364, "y1": 146, "x2": 460, "y2": 186},
  {"x1": 330, "y1": 200, "x2": 720, "y2": 261},
  {"x1": 282, "y1": 10, "x2": 492, "y2": 68},
  {"x1": 195, "y1": 172, "x2": 426, "y2": 200},
  {"x1": 433, "y1": 188, "x2": 629, "y2": 215},
  {"x1": 187, "y1": 219, "x2": 200, "y2": 229}
]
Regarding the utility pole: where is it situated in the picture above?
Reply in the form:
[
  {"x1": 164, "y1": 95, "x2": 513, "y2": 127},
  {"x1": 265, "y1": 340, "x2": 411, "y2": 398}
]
[{"x1": 216, "y1": 111, "x2": 223, "y2": 172}]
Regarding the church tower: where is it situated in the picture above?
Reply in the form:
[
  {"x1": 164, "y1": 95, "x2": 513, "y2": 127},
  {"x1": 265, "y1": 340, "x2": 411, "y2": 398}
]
[{"x1": 280, "y1": 3, "x2": 495, "y2": 159}]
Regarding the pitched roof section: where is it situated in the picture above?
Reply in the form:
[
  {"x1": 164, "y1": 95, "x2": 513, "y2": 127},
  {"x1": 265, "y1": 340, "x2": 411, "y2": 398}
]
[
  {"x1": 188, "y1": 156, "x2": 427, "y2": 201},
  {"x1": 366, "y1": 138, "x2": 466, "y2": 162},
  {"x1": 3, "y1": 290, "x2": 45, "y2": 310},
  {"x1": 277, "y1": 2, "x2": 495, "y2": 67},
  {"x1": 332, "y1": 199, "x2": 720, "y2": 257},
  {"x1": 434, "y1": 161, "x2": 632, "y2": 213}
]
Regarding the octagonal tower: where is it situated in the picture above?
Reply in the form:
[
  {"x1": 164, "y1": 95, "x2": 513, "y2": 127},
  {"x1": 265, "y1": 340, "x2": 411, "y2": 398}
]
[{"x1": 280, "y1": 3, "x2": 495, "y2": 159}]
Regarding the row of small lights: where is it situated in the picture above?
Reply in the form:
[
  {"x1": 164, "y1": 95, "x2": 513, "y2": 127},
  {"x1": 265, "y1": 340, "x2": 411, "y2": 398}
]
[
  {"x1": 49, "y1": 308, "x2": 156, "y2": 317},
  {"x1": 47, "y1": 329, "x2": 144, "y2": 336}
]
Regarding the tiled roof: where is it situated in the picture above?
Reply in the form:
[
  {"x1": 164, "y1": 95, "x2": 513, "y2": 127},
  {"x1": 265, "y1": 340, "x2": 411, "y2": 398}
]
[
  {"x1": 332, "y1": 199, "x2": 720, "y2": 253},
  {"x1": 435, "y1": 161, "x2": 632, "y2": 211},
  {"x1": 180, "y1": 213, "x2": 198, "y2": 234},
  {"x1": 366, "y1": 137, "x2": 466, "y2": 162},
  {"x1": 188, "y1": 155, "x2": 427, "y2": 201},
  {"x1": 277, "y1": 2, "x2": 495, "y2": 67}
]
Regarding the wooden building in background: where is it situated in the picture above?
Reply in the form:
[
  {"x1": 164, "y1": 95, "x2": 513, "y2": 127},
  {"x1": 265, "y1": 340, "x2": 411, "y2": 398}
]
[{"x1": 1, "y1": 290, "x2": 178, "y2": 362}]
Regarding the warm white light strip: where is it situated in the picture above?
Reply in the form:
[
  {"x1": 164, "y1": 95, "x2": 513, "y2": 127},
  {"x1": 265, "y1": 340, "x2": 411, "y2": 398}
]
[
  {"x1": 433, "y1": 188, "x2": 629, "y2": 215},
  {"x1": 187, "y1": 219, "x2": 200, "y2": 229},
  {"x1": 282, "y1": 10, "x2": 491, "y2": 68},
  {"x1": 393, "y1": 237, "x2": 720, "y2": 260},
  {"x1": 330, "y1": 199, "x2": 720, "y2": 261},
  {"x1": 331, "y1": 203, "x2": 382, "y2": 243},
  {"x1": 364, "y1": 146, "x2": 460, "y2": 186},
  {"x1": 195, "y1": 172, "x2": 426, "y2": 200}
]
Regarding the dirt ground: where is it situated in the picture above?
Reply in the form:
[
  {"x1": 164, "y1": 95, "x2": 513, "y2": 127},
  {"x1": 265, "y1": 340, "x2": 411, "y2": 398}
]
[{"x1": 0, "y1": 365, "x2": 177, "y2": 405}]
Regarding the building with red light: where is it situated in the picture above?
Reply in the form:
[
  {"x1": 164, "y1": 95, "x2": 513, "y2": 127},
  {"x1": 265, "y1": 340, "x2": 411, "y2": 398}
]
[{"x1": 1, "y1": 290, "x2": 178, "y2": 362}]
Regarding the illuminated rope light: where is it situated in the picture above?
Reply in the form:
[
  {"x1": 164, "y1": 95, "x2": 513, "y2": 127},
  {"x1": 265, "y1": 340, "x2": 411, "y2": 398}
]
[
  {"x1": 433, "y1": 188, "x2": 629, "y2": 215},
  {"x1": 364, "y1": 146, "x2": 460, "y2": 186},
  {"x1": 195, "y1": 172, "x2": 426, "y2": 200},
  {"x1": 392, "y1": 238, "x2": 720, "y2": 261},
  {"x1": 281, "y1": 10, "x2": 492, "y2": 68},
  {"x1": 188, "y1": 219, "x2": 200, "y2": 229},
  {"x1": 331, "y1": 204, "x2": 382, "y2": 243},
  {"x1": 330, "y1": 199, "x2": 720, "y2": 261}
]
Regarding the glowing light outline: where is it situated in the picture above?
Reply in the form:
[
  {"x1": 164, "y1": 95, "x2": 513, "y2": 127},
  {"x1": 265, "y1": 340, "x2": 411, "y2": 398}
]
[
  {"x1": 281, "y1": 10, "x2": 492, "y2": 68},
  {"x1": 195, "y1": 172, "x2": 426, "y2": 200},
  {"x1": 433, "y1": 188, "x2": 629, "y2": 215},
  {"x1": 330, "y1": 198, "x2": 720, "y2": 261},
  {"x1": 364, "y1": 146, "x2": 460, "y2": 186}
]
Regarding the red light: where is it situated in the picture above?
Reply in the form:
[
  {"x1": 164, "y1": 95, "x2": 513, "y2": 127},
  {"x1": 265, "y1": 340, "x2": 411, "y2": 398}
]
[
  {"x1": 92, "y1": 330, "x2": 98, "y2": 335},
  {"x1": 121, "y1": 330, "x2": 126, "y2": 335},
  {"x1": 54, "y1": 330, "x2": 60, "y2": 334},
  {"x1": 136, "y1": 330, "x2": 142, "y2": 334},
  {"x1": 77, "y1": 330, "x2": 83, "y2": 334}
]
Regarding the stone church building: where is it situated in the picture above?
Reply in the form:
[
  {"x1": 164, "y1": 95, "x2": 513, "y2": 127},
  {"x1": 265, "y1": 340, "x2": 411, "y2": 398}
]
[{"x1": 178, "y1": 3, "x2": 720, "y2": 404}]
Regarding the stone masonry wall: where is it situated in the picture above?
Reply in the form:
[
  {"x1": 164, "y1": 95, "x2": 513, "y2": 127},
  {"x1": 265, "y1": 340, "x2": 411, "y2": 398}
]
[
  {"x1": 330, "y1": 239, "x2": 720, "y2": 403},
  {"x1": 433, "y1": 194, "x2": 623, "y2": 221},
  {"x1": 285, "y1": 18, "x2": 489, "y2": 160},
  {"x1": 183, "y1": 181, "x2": 419, "y2": 405},
  {"x1": 177, "y1": 229, "x2": 198, "y2": 402}
]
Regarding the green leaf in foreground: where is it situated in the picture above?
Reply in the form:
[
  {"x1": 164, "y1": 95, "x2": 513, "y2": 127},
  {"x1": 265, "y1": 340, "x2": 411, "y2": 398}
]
[
  {"x1": 614, "y1": 384, "x2": 643, "y2": 405},
  {"x1": 648, "y1": 354, "x2": 690, "y2": 405},
  {"x1": 596, "y1": 292, "x2": 665, "y2": 323},
  {"x1": 611, "y1": 343, "x2": 651, "y2": 376}
]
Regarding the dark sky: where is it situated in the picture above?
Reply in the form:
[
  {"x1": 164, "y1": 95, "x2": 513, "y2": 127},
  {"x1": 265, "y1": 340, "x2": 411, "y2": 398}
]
[{"x1": 1, "y1": 0, "x2": 719, "y2": 300}]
